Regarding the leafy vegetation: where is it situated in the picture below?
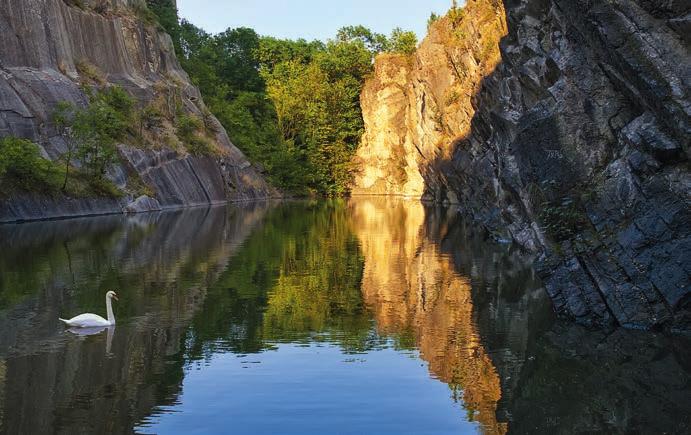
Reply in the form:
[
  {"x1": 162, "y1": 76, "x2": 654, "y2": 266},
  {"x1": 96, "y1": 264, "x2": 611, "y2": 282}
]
[
  {"x1": 0, "y1": 137, "x2": 62, "y2": 194},
  {"x1": 147, "y1": 0, "x2": 418, "y2": 195},
  {"x1": 75, "y1": 58, "x2": 106, "y2": 85},
  {"x1": 53, "y1": 1, "x2": 423, "y2": 196},
  {"x1": 55, "y1": 86, "x2": 133, "y2": 181},
  {"x1": 428, "y1": 12, "x2": 441, "y2": 30},
  {"x1": 0, "y1": 85, "x2": 144, "y2": 199},
  {"x1": 175, "y1": 113, "x2": 217, "y2": 156}
]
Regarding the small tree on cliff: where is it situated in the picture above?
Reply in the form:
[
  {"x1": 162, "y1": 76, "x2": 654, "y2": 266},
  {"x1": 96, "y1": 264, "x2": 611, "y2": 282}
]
[
  {"x1": 52, "y1": 86, "x2": 134, "y2": 182},
  {"x1": 52, "y1": 101, "x2": 78, "y2": 191},
  {"x1": 389, "y1": 28, "x2": 418, "y2": 55}
]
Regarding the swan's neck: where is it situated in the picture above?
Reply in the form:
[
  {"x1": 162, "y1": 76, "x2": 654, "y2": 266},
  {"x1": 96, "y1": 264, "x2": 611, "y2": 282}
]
[{"x1": 106, "y1": 296, "x2": 115, "y2": 325}]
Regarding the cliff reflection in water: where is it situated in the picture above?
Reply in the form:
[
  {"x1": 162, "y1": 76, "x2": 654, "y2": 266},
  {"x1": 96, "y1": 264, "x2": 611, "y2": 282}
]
[
  {"x1": 0, "y1": 199, "x2": 688, "y2": 434},
  {"x1": 349, "y1": 198, "x2": 546, "y2": 434}
]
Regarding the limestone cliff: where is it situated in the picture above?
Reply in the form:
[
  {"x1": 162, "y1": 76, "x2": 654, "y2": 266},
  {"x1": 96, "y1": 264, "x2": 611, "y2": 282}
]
[
  {"x1": 353, "y1": 0, "x2": 690, "y2": 331},
  {"x1": 0, "y1": 0, "x2": 275, "y2": 223}
]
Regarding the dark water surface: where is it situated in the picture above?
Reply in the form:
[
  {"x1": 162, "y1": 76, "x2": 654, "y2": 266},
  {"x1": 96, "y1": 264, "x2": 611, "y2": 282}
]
[{"x1": 0, "y1": 199, "x2": 689, "y2": 434}]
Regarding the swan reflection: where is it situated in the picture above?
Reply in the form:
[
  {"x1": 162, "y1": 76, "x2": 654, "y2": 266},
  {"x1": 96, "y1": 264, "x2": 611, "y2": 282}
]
[{"x1": 65, "y1": 326, "x2": 115, "y2": 356}]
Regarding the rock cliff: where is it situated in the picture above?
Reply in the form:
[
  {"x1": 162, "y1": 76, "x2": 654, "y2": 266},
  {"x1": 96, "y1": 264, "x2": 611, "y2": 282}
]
[
  {"x1": 0, "y1": 0, "x2": 275, "y2": 223},
  {"x1": 353, "y1": 0, "x2": 690, "y2": 331}
]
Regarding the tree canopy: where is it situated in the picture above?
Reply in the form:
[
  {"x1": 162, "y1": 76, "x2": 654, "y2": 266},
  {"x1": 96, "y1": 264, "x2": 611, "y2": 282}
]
[{"x1": 148, "y1": 0, "x2": 418, "y2": 195}]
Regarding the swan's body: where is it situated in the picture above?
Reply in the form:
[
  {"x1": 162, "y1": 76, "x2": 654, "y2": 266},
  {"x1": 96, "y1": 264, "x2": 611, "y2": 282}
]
[{"x1": 60, "y1": 291, "x2": 118, "y2": 328}]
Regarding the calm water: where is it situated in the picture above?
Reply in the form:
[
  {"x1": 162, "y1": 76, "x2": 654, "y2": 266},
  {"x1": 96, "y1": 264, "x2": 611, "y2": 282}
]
[{"x1": 0, "y1": 199, "x2": 689, "y2": 434}]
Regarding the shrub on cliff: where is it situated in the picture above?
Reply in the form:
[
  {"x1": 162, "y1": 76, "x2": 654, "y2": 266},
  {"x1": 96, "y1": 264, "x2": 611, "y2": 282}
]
[
  {"x1": 49, "y1": 86, "x2": 138, "y2": 197},
  {"x1": 71, "y1": 87, "x2": 133, "y2": 178},
  {"x1": 389, "y1": 28, "x2": 418, "y2": 55},
  {"x1": 175, "y1": 114, "x2": 219, "y2": 157},
  {"x1": 0, "y1": 137, "x2": 62, "y2": 194}
]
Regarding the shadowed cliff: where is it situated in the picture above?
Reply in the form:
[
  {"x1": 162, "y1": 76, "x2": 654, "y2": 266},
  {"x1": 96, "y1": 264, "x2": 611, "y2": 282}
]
[{"x1": 352, "y1": 0, "x2": 690, "y2": 331}]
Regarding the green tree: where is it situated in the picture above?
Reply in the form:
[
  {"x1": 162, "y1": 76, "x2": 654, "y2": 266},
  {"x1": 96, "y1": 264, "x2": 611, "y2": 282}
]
[
  {"x1": 389, "y1": 28, "x2": 418, "y2": 55},
  {"x1": 52, "y1": 101, "x2": 78, "y2": 191},
  {"x1": 336, "y1": 25, "x2": 389, "y2": 53},
  {"x1": 147, "y1": 3, "x2": 416, "y2": 195},
  {"x1": 54, "y1": 86, "x2": 134, "y2": 181},
  {"x1": 428, "y1": 12, "x2": 440, "y2": 30},
  {"x1": 0, "y1": 137, "x2": 62, "y2": 193}
]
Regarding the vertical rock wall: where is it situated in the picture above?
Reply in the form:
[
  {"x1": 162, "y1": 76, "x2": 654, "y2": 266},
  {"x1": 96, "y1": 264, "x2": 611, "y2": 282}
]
[
  {"x1": 353, "y1": 0, "x2": 690, "y2": 331},
  {"x1": 0, "y1": 0, "x2": 276, "y2": 222}
]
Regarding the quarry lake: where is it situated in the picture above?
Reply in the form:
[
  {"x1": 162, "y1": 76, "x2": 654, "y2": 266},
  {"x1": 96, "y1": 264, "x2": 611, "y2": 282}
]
[{"x1": 0, "y1": 199, "x2": 688, "y2": 434}]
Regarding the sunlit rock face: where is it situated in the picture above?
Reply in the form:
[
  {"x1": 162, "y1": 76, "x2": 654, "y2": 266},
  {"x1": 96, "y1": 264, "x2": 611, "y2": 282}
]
[
  {"x1": 348, "y1": 198, "x2": 507, "y2": 434},
  {"x1": 352, "y1": 0, "x2": 507, "y2": 200},
  {"x1": 0, "y1": 0, "x2": 275, "y2": 223},
  {"x1": 353, "y1": 0, "x2": 690, "y2": 332}
]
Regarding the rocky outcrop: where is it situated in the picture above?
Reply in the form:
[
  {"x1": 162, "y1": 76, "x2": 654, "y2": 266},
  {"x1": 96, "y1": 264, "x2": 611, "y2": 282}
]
[
  {"x1": 0, "y1": 0, "x2": 275, "y2": 223},
  {"x1": 353, "y1": 0, "x2": 690, "y2": 331}
]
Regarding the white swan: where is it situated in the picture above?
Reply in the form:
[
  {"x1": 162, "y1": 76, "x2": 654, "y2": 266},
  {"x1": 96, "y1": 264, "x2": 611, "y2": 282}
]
[{"x1": 59, "y1": 291, "x2": 118, "y2": 327}]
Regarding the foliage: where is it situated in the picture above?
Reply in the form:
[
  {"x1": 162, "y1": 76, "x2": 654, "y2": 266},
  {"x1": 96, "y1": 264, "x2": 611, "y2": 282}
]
[
  {"x1": 258, "y1": 33, "x2": 378, "y2": 194},
  {"x1": 47, "y1": 86, "x2": 138, "y2": 197},
  {"x1": 137, "y1": 104, "x2": 165, "y2": 139},
  {"x1": 389, "y1": 28, "x2": 418, "y2": 55},
  {"x1": 428, "y1": 12, "x2": 441, "y2": 30},
  {"x1": 70, "y1": 86, "x2": 133, "y2": 178},
  {"x1": 175, "y1": 113, "x2": 217, "y2": 156},
  {"x1": 0, "y1": 137, "x2": 62, "y2": 194},
  {"x1": 449, "y1": 2, "x2": 467, "y2": 26},
  {"x1": 147, "y1": 3, "x2": 417, "y2": 195},
  {"x1": 146, "y1": 0, "x2": 181, "y2": 47},
  {"x1": 336, "y1": 25, "x2": 389, "y2": 53}
]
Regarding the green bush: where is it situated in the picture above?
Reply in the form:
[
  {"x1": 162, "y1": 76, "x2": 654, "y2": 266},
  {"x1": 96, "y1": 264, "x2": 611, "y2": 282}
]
[
  {"x1": 0, "y1": 137, "x2": 62, "y2": 194},
  {"x1": 389, "y1": 28, "x2": 418, "y2": 55},
  {"x1": 175, "y1": 114, "x2": 203, "y2": 141},
  {"x1": 137, "y1": 104, "x2": 164, "y2": 139},
  {"x1": 186, "y1": 136, "x2": 217, "y2": 157},
  {"x1": 54, "y1": 86, "x2": 134, "y2": 180},
  {"x1": 88, "y1": 176, "x2": 124, "y2": 198},
  {"x1": 75, "y1": 59, "x2": 106, "y2": 85},
  {"x1": 428, "y1": 12, "x2": 440, "y2": 30},
  {"x1": 175, "y1": 113, "x2": 218, "y2": 156}
]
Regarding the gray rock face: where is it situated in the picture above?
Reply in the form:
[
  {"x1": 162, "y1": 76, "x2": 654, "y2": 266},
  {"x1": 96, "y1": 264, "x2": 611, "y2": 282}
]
[
  {"x1": 460, "y1": 0, "x2": 690, "y2": 332},
  {"x1": 0, "y1": 0, "x2": 276, "y2": 223},
  {"x1": 123, "y1": 194, "x2": 160, "y2": 213},
  {"x1": 355, "y1": 0, "x2": 690, "y2": 331}
]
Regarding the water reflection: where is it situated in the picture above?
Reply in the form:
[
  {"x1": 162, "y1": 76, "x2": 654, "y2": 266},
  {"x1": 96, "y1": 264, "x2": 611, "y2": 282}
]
[
  {"x1": 0, "y1": 204, "x2": 272, "y2": 434},
  {"x1": 0, "y1": 199, "x2": 688, "y2": 434},
  {"x1": 349, "y1": 199, "x2": 508, "y2": 434}
]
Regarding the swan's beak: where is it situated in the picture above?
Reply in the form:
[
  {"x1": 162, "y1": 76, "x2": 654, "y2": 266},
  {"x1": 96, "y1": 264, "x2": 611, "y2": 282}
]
[{"x1": 112, "y1": 293, "x2": 119, "y2": 301}]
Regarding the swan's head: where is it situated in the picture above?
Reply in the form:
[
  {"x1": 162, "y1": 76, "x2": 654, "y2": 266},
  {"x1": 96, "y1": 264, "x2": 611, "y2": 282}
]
[{"x1": 106, "y1": 291, "x2": 119, "y2": 301}]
